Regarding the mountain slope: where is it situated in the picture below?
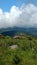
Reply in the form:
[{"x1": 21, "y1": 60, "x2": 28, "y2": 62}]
[{"x1": 0, "y1": 27, "x2": 37, "y2": 37}]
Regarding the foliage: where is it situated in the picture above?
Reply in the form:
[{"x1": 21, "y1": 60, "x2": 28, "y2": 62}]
[{"x1": 0, "y1": 34, "x2": 37, "y2": 65}]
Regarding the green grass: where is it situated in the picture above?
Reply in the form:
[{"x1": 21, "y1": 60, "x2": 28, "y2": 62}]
[{"x1": 0, "y1": 34, "x2": 37, "y2": 65}]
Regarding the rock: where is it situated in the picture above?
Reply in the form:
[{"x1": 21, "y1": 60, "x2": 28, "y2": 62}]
[{"x1": 9, "y1": 45, "x2": 18, "y2": 49}]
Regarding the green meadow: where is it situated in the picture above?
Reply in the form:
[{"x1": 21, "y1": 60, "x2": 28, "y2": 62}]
[{"x1": 0, "y1": 34, "x2": 37, "y2": 65}]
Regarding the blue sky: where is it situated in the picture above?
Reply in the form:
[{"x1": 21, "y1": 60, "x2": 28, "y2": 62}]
[
  {"x1": 0, "y1": 0, "x2": 37, "y2": 28},
  {"x1": 0, "y1": 0, "x2": 37, "y2": 12}
]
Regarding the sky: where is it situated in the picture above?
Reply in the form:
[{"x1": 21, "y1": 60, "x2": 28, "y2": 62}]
[
  {"x1": 0, "y1": 0, "x2": 37, "y2": 28},
  {"x1": 0, "y1": 0, "x2": 37, "y2": 12}
]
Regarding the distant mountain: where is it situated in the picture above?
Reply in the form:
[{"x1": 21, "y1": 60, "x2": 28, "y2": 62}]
[{"x1": 0, "y1": 27, "x2": 37, "y2": 37}]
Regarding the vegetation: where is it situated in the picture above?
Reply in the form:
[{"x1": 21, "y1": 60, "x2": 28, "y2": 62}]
[{"x1": 0, "y1": 34, "x2": 37, "y2": 65}]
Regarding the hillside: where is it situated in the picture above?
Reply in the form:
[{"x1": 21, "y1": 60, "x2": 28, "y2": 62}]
[
  {"x1": 0, "y1": 27, "x2": 37, "y2": 37},
  {"x1": 0, "y1": 34, "x2": 37, "y2": 65}
]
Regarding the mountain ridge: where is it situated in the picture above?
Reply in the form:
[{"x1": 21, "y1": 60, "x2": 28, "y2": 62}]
[{"x1": 0, "y1": 27, "x2": 37, "y2": 37}]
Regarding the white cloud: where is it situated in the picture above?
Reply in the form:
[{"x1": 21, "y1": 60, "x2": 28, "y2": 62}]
[{"x1": 0, "y1": 4, "x2": 37, "y2": 28}]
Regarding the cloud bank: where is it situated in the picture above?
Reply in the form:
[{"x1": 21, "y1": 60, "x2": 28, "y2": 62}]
[{"x1": 0, "y1": 4, "x2": 37, "y2": 28}]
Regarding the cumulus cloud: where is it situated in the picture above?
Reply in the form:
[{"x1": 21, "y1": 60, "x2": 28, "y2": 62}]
[{"x1": 0, "y1": 3, "x2": 37, "y2": 28}]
